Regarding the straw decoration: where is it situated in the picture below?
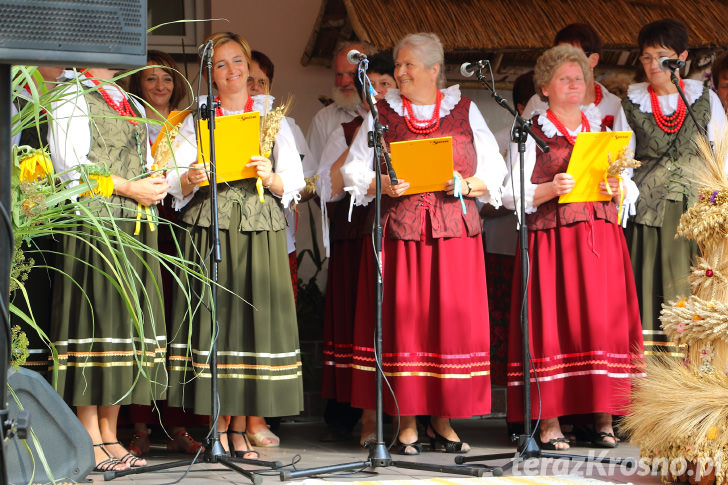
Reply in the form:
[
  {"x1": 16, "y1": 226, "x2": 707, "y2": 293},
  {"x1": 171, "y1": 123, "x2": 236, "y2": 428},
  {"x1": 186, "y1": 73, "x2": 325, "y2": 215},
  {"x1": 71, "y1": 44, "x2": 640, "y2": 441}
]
[
  {"x1": 606, "y1": 147, "x2": 641, "y2": 177},
  {"x1": 621, "y1": 356, "x2": 728, "y2": 483},
  {"x1": 153, "y1": 121, "x2": 183, "y2": 169},
  {"x1": 661, "y1": 295, "x2": 728, "y2": 345}
]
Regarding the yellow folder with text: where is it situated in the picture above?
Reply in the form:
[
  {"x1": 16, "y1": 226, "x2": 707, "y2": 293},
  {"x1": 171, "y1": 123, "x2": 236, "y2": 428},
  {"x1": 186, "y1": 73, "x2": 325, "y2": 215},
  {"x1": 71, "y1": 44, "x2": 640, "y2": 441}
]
[
  {"x1": 558, "y1": 131, "x2": 633, "y2": 203},
  {"x1": 197, "y1": 112, "x2": 261, "y2": 186},
  {"x1": 151, "y1": 110, "x2": 191, "y2": 159},
  {"x1": 389, "y1": 136, "x2": 454, "y2": 195}
]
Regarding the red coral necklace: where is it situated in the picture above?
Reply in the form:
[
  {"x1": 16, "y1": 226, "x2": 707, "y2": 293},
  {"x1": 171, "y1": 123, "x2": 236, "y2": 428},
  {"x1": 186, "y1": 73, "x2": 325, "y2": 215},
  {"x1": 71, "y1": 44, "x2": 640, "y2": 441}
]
[
  {"x1": 215, "y1": 96, "x2": 254, "y2": 116},
  {"x1": 593, "y1": 83, "x2": 603, "y2": 106},
  {"x1": 648, "y1": 80, "x2": 686, "y2": 134},
  {"x1": 82, "y1": 70, "x2": 138, "y2": 125},
  {"x1": 401, "y1": 90, "x2": 442, "y2": 134},
  {"x1": 546, "y1": 109, "x2": 590, "y2": 145}
]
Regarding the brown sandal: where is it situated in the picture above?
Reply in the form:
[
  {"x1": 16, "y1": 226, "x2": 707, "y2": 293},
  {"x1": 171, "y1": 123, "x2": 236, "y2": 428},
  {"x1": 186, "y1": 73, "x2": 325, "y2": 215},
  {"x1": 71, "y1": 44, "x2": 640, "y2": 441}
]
[
  {"x1": 167, "y1": 429, "x2": 202, "y2": 454},
  {"x1": 128, "y1": 432, "x2": 150, "y2": 457}
]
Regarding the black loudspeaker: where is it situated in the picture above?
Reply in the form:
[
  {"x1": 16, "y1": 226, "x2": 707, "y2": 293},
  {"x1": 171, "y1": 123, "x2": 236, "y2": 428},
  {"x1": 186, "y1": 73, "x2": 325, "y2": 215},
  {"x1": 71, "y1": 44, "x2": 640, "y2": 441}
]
[
  {"x1": 5, "y1": 368, "x2": 94, "y2": 484},
  {"x1": 0, "y1": 0, "x2": 147, "y2": 68}
]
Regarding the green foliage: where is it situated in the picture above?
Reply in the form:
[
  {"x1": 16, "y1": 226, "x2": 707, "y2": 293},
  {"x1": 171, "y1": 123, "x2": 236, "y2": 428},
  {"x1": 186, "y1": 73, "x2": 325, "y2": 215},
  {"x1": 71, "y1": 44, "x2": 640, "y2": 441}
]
[{"x1": 10, "y1": 326, "x2": 29, "y2": 370}]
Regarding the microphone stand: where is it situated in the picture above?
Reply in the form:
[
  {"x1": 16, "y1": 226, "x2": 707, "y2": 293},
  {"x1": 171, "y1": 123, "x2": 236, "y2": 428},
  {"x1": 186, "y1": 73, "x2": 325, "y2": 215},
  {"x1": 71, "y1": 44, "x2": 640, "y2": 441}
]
[
  {"x1": 669, "y1": 69, "x2": 706, "y2": 137},
  {"x1": 454, "y1": 64, "x2": 633, "y2": 475},
  {"x1": 103, "y1": 42, "x2": 281, "y2": 485},
  {"x1": 279, "y1": 61, "x2": 485, "y2": 481}
]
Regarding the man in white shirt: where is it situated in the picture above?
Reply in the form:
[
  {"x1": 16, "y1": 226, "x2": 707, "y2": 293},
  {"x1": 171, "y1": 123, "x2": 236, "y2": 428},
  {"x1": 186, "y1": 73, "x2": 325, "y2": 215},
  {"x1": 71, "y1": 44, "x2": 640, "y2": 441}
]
[
  {"x1": 304, "y1": 42, "x2": 372, "y2": 179},
  {"x1": 305, "y1": 41, "x2": 373, "y2": 442}
]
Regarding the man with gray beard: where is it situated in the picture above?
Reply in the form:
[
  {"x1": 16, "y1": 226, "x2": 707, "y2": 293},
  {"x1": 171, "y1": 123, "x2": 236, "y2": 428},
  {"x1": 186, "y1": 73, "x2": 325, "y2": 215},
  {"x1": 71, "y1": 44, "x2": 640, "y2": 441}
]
[
  {"x1": 304, "y1": 41, "x2": 373, "y2": 442},
  {"x1": 304, "y1": 42, "x2": 373, "y2": 178}
]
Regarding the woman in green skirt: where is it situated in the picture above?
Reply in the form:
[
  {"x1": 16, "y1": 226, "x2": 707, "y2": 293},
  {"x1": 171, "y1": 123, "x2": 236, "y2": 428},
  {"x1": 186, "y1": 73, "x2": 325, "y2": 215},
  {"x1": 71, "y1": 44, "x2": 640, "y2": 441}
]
[
  {"x1": 48, "y1": 68, "x2": 169, "y2": 472},
  {"x1": 623, "y1": 18, "x2": 728, "y2": 356},
  {"x1": 165, "y1": 32, "x2": 305, "y2": 458}
]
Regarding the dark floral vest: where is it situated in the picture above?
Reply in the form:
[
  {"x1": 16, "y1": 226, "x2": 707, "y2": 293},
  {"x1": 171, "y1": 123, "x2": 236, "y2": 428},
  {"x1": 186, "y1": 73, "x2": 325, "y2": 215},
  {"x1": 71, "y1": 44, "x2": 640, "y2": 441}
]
[
  {"x1": 622, "y1": 85, "x2": 710, "y2": 227},
  {"x1": 326, "y1": 116, "x2": 372, "y2": 240},
  {"x1": 86, "y1": 91, "x2": 152, "y2": 221},
  {"x1": 526, "y1": 118, "x2": 617, "y2": 231},
  {"x1": 373, "y1": 95, "x2": 481, "y2": 240}
]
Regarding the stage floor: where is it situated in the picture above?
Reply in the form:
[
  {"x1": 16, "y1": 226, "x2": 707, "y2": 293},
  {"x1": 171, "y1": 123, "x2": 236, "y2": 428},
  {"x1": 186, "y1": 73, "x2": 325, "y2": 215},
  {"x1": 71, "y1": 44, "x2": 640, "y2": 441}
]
[{"x1": 89, "y1": 417, "x2": 666, "y2": 485}]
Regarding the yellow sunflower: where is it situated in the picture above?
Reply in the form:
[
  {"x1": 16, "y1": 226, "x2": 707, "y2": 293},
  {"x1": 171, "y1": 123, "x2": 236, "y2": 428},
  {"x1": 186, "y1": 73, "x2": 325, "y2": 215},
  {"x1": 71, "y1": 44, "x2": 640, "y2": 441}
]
[
  {"x1": 80, "y1": 173, "x2": 114, "y2": 199},
  {"x1": 19, "y1": 150, "x2": 53, "y2": 183}
]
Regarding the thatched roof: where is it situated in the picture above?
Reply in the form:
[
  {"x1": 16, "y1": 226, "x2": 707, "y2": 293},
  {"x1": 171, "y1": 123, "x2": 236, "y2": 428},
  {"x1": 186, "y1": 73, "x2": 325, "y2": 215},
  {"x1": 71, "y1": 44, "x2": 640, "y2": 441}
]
[{"x1": 302, "y1": 0, "x2": 728, "y2": 77}]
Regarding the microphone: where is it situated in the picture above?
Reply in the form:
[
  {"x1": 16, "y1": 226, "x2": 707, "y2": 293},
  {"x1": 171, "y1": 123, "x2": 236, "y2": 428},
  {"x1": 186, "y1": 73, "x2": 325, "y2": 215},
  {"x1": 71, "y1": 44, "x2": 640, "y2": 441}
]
[
  {"x1": 347, "y1": 49, "x2": 367, "y2": 65},
  {"x1": 658, "y1": 57, "x2": 685, "y2": 71},
  {"x1": 198, "y1": 40, "x2": 214, "y2": 58},
  {"x1": 460, "y1": 60, "x2": 487, "y2": 77}
]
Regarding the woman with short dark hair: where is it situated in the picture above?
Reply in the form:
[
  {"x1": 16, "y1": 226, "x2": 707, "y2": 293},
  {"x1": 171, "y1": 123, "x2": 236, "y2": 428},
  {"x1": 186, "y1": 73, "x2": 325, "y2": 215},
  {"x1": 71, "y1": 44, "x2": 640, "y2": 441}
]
[{"x1": 623, "y1": 18, "x2": 728, "y2": 355}]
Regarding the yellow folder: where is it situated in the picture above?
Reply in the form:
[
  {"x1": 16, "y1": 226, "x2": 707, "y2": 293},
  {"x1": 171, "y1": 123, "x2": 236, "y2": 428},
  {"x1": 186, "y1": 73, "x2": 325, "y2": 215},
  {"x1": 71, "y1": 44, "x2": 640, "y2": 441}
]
[
  {"x1": 151, "y1": 110, "x2": 191, "y2": 159},
  {"x1": 389, "y1": 136, "x2": 454, "y2": 195},
  {"x1": 558, "y1": 131, "x2": 633, "y2": 204},
  {"x1": 197, "y1": 111, "x2": 261, "y2": 186}
]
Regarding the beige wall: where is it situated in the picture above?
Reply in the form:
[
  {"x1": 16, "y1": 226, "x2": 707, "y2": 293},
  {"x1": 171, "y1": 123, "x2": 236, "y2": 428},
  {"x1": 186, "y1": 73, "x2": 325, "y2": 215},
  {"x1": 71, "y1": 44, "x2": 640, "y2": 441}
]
[{"x1": 210, "y1": 0, "x2": 332, "y2": 131}]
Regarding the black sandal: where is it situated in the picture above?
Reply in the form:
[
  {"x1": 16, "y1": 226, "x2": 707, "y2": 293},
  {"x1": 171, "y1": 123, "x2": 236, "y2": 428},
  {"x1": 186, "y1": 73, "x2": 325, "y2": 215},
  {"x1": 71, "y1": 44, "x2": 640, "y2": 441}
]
[
  {"x1": 393, "y1": 440, "x2": 422, "y2": 455},
  {"x1": 427, "y1": 425, "x2": 470, "y2": 454},
  {"x1": 228, "y1": 429, "x2": 260, "y2": 459},
  {"x1": 103, "y1": 441, "x2": 146, "y2": 467},
  {"x1": 589, "y1": 431, "x2": 618, "y2": 448},
  {"x1": 537, "y1": 435, "x2": 571, "y2": 450},
  {"x1": 92, "y1": 444, "x2": 126, "y2": 472}
]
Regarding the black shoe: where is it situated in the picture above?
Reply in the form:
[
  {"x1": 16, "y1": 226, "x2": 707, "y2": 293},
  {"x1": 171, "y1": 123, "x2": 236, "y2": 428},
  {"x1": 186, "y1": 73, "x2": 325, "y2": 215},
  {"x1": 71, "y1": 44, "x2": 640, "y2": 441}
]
[
  {"x1": 393, "y1": 440, "x2": 422, "y2": 455},
  {"x1": 228, "y1": 429, "x2": 260, "y2": 459},
  {"x1": 319, "y1": 424, "x2": 351, "y2": 442},
  {"x1": 536, "y1": 434, "x2": 571, "y2": 450},
  {"x1": 426, "y1": 425, "x2": 470, "y2": 454}
]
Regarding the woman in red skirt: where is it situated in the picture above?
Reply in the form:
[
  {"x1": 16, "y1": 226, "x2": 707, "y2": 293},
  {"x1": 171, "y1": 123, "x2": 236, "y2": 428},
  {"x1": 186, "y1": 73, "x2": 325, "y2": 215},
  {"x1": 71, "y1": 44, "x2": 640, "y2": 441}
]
[
  {"x1": 503, "y1": 45, "x2": 645, "y2": 451},
  {"x1": 341, "y1": 33, "x2": 507, "y2": 455}
]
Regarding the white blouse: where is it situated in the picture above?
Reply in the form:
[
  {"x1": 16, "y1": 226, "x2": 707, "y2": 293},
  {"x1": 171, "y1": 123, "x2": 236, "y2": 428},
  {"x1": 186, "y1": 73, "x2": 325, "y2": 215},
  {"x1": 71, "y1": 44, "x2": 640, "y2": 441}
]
[
  {"x1": 48, "y1": 70, "x2": 153, "y2": 186},
  {"x1": 626, "y1": 79, "x2": 728, "y2": 143},
  {"x1": 166, "y1": 94, "x2": 305, "y2": 210},
  {"x1": 341, "y1": 85, "x2": 507, "y2": 209}
]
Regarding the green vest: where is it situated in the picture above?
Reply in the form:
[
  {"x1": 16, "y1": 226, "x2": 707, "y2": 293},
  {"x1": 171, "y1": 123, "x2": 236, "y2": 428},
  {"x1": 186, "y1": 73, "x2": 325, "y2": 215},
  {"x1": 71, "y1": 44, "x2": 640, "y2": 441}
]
[
  {"x1": 179, "y1": 177, "x2": 286, "y2": 232},
  {"x1": 622, "y1": 85, "x2": 711, "y2": 227},
  {"x1": 85, "y1": 90, "x2": 153, "y2": 221}
]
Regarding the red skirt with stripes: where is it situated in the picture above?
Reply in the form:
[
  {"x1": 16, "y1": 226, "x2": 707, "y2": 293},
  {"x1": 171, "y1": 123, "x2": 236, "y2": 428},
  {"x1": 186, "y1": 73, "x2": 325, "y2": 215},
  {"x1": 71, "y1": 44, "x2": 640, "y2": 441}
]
[
  {"x1": 349, "y1": 221, "x2": 491, "y2": 417},
  {"x1": 506, "y1": 219, "x2": 645, "y2": 421},
  {"x1": 321, "y1": 237, "x2": 367, "y2": 402}
]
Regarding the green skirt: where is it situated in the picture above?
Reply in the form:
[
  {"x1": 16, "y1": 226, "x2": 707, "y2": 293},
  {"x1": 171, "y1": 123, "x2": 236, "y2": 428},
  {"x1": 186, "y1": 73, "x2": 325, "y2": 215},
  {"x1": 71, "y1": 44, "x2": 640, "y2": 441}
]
[
  {"x1": 50, "y1": 219, "x2": 167, "y2": 406},
  {"x1": 626, "y1": 200, "x2": 697, "y2": 357},
  {"x1": 167, "y1": 216, "x2": 303, "y2": 417}
]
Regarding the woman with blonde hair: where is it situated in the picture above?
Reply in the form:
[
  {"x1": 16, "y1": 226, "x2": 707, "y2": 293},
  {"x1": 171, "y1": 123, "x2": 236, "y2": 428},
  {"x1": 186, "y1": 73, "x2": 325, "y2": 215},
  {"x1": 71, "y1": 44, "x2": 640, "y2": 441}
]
[
  {"x1": 165, "y1": 31, "x2": 305, "y2": 458},
  {"x1": 503, "y1": 44, "x2": 644, "y2": 450}
]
